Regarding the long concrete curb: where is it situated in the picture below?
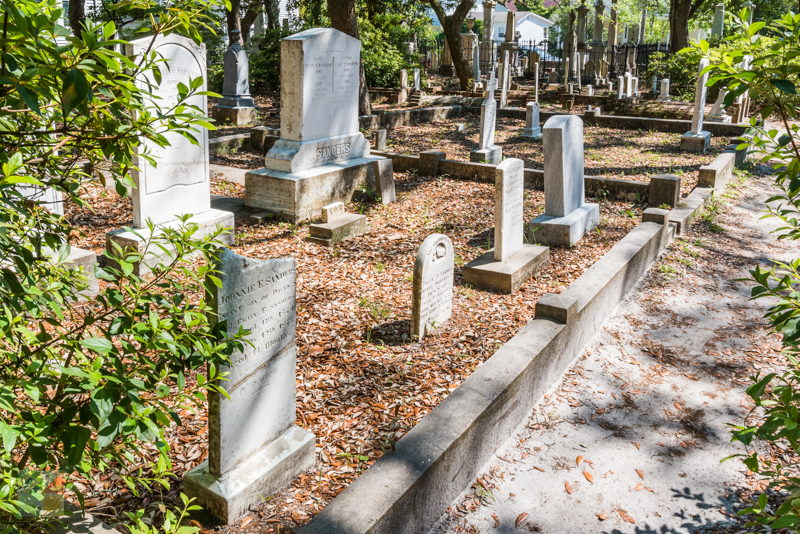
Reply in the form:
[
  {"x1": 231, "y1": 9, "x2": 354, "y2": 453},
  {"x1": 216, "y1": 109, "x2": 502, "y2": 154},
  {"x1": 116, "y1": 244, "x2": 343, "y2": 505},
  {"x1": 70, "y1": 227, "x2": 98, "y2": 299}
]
[{"x1": 301, "y1": 217, "x2": 675, "y2": 534}]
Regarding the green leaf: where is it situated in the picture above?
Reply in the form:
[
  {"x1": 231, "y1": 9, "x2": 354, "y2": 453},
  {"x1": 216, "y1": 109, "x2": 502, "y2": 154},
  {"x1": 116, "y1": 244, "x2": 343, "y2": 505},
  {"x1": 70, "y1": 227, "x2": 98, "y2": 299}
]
[
  {"x1": 770, "y1": 79, "x2": 797, "y2": 94},
  {"x1": 62, "y1": 68, "x2": 91, "y2": 115},
  {"x1": 81, "y1": 337, "x2": 113, "y2": 354},
  {"x1": 0, "y1": 421, "x2": 19, "y2": 451},
  {"x1": 17, "y1": 86, "x2": 40, "y2": 115}
]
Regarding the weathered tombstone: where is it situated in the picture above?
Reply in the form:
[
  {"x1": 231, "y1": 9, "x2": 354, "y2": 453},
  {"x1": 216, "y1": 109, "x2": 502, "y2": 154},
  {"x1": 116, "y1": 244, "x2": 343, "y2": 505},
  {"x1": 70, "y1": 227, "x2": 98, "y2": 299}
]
[
  {"x1": 463, "y1": 159, "x2": 549, "y2": 293},
  {"x1": 470, "y1": 70, "x2": 502, "y2": 164},
  {"x1": 680, "y1": 58, "x2": 712, "y2": 154},
  {"x1": 413, "y1": 68, "x2": 421, "y2": 91},
  {"x1": 472, "y1": 43, "x2": 481, "y2": 83},
  {"x1": 521, "y1": 101, "x2": 543, "y2": 140},
  {"x1": 547, "y1": 70, "x2": 558, "y2": 84},
  {"x1": 373, "y1": 129, "x2": 387, "y2": 151},
  {"x1": 617, "y1": 75, "x2": 625, "y2": 99},
  {"x1": 625, "y1": 73, "x2": 633, "y2": 98},
  {"x1": 430, "y1": 50, "x2": 439, "y2": 72},
  {"x1": 107, "y1": 34, "x2": 234, "y2": 274},
  {"x1": 658, "y1": 78, "x2": 671, "y2": 101},
  {"x1": 586, "y1": 85, "x2": 594, "y2": 96},
  {"x1": 411, "y1": 234, "x2": 454, "y2": 340},
  {"x1": 212, "y1": 30, "x2": 256, "y2": 125},
  {"x1": 529, "y1": 115, "x2": 599, "y2": 247},
  {"x1": 244, "y1": 28, "x2": 393, "y2": 221},
  {"x1": 398, "y1": 69, "x2": 408, "y2": 103},
  {"x1": 631, "y1": 76, "x2": 639, "y2": 96},
  {"x1": 712, "y1": 3, "x2": 725, "y2": 36},
  {"x1": 308, "y1": 201, "x2": 369, "y2": 245},
  {"x1": 184, "y1": 249, "x2": 315, "y2": 524},
  {"x1": 651, "y1": 75, "x2": 658, "y2": 95},
  {"x1": 567, "y1": 83, "x2": 575, "y2": 95}
]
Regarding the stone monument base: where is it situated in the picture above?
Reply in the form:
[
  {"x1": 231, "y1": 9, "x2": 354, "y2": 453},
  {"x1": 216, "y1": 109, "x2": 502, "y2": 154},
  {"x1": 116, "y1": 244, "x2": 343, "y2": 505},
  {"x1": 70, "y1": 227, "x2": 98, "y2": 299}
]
[
  {"x1": 521, "y1": 128, "x2": 542, "y2": 140},
  {"x1": 184, "y1": 425, "x2": 315, "y2": 525},
  {"x1": 211, "y1": 105, "x2": 256, "y2": 126},
  {"x1": 470, "y1": 145, "x2": 502, "y2": 164},
  {"x1": 245, "y1": 156, "x2": 389, "y2": 223},
  {"x1": 308, "y1": 213, "x2": 368, "y2": 246},
  {"x1": 462, "y1": 244, "x2": 549, "y2": 294},
  {"x1": 105, "y1": 209, "x2": 234, "y2": 276},
  {"x1": 708, "y1": 115, "x2": 732, "y2": 124},
  {"x1": 680, "y1": 131, "x2": 712, "y2": 154},
  {"x1": 528, "y1": 203, "x2": 600, "y2": 248}
]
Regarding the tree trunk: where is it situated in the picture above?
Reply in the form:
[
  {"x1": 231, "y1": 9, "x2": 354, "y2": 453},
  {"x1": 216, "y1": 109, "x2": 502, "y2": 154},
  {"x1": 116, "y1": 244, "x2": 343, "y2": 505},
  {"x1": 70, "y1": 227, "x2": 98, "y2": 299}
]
[
  {"x1": 669, "y1": 0, "x2": 691, "y2": 53},
  {"x1": 444, "y1": 16, "x2": 472, "y2": 90},
  {"x1": 68, "y1": 0, "x2": 86, "y2": 38},
  {"x1": 265, "y1": 0, "x2": 279, "y2": 29},
  {"x1": 241, "y1": 6, "x2": 261, "y2": 44},
  {"x1": 227, "y1": 0, "x2": 242, "y2": 44},
  {"x1": 327, "y1": 0, "x2": 372, "y2": 116}
]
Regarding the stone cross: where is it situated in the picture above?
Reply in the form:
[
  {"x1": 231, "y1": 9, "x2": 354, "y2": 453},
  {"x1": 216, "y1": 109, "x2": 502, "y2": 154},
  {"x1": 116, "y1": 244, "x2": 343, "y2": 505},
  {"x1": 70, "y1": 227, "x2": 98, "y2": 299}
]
[
  {"x1": 494, "y1": 159, "x2": 525, "y2": 262},
  {"x1": 692, "y1": 57, "x2": 710, "y2": 134},
  {"x1": 411, "y1": 234, "x2": 454, "y2": 339},
  {"x1": 521, "y1": 101, "x2": 542, "y2": 139},
  {"x1": 184, "y1": 249, "x2": 315, "y2": 523}
]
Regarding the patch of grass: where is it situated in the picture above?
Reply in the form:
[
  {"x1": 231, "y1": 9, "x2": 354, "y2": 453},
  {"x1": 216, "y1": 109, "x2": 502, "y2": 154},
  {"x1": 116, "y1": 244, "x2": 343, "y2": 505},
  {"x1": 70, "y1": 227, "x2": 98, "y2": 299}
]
[
  {"x1": 374, "y1": 261, "x2": 385, "y2": 273},
  {"x1": 359, "y1": 297, "x2": 391, "y2": 322}
]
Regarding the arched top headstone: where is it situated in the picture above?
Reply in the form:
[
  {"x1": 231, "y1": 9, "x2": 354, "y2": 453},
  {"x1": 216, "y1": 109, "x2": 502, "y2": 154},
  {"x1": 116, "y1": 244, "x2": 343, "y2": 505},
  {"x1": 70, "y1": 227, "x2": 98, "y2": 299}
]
[{"x1": 411, "y1": 234, "x2": 454, "y2": 340}]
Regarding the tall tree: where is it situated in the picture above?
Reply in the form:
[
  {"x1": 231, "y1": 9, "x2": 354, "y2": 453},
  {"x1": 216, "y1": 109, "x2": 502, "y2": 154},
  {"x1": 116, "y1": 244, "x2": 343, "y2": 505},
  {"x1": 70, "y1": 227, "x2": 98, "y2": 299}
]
[
  {"x1": 425, "y1": 0, "x2": 475, "y2": 90},
  {"x1": 327, "y1": 0, "x2": 372, "y2": 116},
  {"x1": 668, "y1": 0, "x2": 708, "y2": 52},
  {"x1": 68, "y1": 0, "x2": 86, "y2": 37}
]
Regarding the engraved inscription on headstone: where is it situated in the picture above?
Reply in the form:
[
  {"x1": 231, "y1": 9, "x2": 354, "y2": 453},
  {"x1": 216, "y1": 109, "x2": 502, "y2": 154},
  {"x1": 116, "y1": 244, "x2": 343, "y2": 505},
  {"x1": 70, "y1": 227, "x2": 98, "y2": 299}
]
[
  {"x1": 411, "y1": 234, "x2": 454, "y2": 340},
  {"x1": 208, "y1": 250, "x2": 297, "y2": 476}
]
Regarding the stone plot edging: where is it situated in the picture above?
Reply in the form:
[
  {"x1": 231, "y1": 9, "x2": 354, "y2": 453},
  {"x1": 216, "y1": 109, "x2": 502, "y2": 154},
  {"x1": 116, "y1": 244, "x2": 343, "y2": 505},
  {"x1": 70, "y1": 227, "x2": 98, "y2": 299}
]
[
  {"x1": 208, "y1": 133, "x2": 249, "y2": 156},
  {"x1": 371, "y1": 150, "x2": 652, "y2": 203},
  {"x1": 300, "y1": 218, "x2": 676, "y2": 534}
]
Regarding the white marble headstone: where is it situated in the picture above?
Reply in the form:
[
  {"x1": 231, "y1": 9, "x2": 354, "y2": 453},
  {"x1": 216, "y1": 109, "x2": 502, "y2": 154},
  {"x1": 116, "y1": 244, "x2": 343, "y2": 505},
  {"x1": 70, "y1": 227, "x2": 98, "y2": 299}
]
[
  {"x1": 543, "y1": 115, "x2": 585, "y2": 217},
  {"x1": 479, "y1": 71, "x2": 498, "y2": 150},
  {"x1": 494, "y1": 159, "x2": 525, "y2": 262},
  {"x1": 411, "y1": 234, "x2": 454, "y2": 340},
  {"x1": 208, "y1": 249, "x2": 297, "y2": 477},
  {"x1": 126, "y1": 34, "x2": 210, "y2": 227}
]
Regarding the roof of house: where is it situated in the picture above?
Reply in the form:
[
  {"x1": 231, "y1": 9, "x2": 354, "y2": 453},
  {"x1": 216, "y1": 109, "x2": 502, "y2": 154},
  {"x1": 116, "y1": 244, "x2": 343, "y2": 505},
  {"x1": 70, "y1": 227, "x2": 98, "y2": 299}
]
[{"x1": 467, "y1": 10, "x2": 554, "y2": 27}]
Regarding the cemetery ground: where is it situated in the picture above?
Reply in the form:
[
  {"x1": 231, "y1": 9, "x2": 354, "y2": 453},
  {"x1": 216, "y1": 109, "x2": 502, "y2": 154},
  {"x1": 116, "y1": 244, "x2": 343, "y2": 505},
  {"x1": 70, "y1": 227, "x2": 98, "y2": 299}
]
[
  {"x1": 210, "y1": 116, "x2": 727, "y2": 198},
  {"x1": 432, "y1": 168, "x2": 795, "y2": 534},
  {"x1": 65, "y1": 164, "x2": 642, "y2": 531}
]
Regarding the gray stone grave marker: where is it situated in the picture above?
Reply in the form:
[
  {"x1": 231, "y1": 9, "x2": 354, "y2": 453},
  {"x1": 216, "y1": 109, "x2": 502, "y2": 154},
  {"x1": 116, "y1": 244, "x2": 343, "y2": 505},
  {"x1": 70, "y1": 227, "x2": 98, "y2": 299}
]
[
  {"x1": 184, "y1": 249, "x2": 315, "y2": 524},
  {"x1": 411, "y1": 234, "x2": 454, "y2": 339},
  {"x1": 470, "y1": 70, "x2": 502, "y2": 164},
  {"x1": 521, "y1": 102, "x2": 542, "y2": 140},
  {"x1": 680, "y1": 58, "x2": 712, "y2": 153}
]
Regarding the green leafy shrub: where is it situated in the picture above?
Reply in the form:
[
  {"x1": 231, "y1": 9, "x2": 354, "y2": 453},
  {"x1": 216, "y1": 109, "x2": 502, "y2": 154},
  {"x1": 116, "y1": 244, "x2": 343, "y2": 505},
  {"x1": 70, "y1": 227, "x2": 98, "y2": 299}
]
[
  {"x1": 0, "y1": 0, "x2": 245, "y2": 531},
  {"x1": 250, "y1": 27, "x2": 294, "y2": 93},
  {"x1": 645, "y1": 49, "x2": 703, "y2": 101},
  {"x1": 703, "y1": 9, "x2": 800, "y2": 531}
]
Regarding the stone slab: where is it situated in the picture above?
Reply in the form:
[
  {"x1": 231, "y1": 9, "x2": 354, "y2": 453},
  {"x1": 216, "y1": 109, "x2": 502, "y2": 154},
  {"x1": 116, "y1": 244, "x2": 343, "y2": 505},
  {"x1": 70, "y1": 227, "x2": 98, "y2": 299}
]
[
  {"x1": 63, "y1": 247, "x2": 99, "y2": 298},
  {"x1": 184, "y1": 425, "x2": 315, "y2": 524},
  {"x1": 244, "y1": 156, "x2": 387, "y2": 222},
  {"x1": 680, "y1": 130, "x2": 712, "y2": 154},
  {"x1": 105, "y1": 209, "x2": 234, "y2": 276},
  {"x1": 264, "y1": 132, "x2": 371, "y2": 173},
  {"x1": 534, "y1": 293, "x2": 579, "y2": 323},
  {"x1": 528, "y1": 203, "x2": 599, "y2": 248},
  {"x1": 308, "y1": 213, "x2": 369, "y2": 245},
  {"x1": 698, "y1": 151, "x2": 736, "y2": 189},
  {"x1": 211, "y1": 105, "x2": 256, "y2": 126},
  {"x1": 649, "y1": 174, "x2": 681, "y2": 208},
  {"x1": 462, "y1": 245, "x2": 549, "y2": 294},
  {"x1": 469, "y1": 145, "x2": 502, "y2": 164},
  {"x1": 411, "y1": 234, "x2": 454, "y2": 340}
]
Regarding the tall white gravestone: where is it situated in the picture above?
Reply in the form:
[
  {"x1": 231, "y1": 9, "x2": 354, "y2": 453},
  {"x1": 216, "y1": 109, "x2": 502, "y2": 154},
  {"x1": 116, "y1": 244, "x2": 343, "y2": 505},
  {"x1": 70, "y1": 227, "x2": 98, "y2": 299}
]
[
  {"x1": 529, "y1": 115, "x2": 599, "y2": 247},
  {"x1": 658, "y1": 78, "x2": 671, "y2": 101},
  {"x1": 245, "y1": 28, "x2": 393, "y2": 221},
  {"x1": 106, "y1": 34, "x2": 234, "y2": 274},
  {"x1": 680, "y1": 57, "x2": 712, "y2": 154},
  {"x1": 184, "y1": 249, "x2": 315, "y2": 524},
  {"x1": 470, "y1": 70, "x2": 502, "y2": 164},
  {"x1": 463, "y1": 159, "x2": 549, "y2": 293},
  {"x1": 521, "y1": 101, "x2": 543, "y2": 140},
  {"x1": 411, "y1": 234, "x2": 454, "y2": 340}
]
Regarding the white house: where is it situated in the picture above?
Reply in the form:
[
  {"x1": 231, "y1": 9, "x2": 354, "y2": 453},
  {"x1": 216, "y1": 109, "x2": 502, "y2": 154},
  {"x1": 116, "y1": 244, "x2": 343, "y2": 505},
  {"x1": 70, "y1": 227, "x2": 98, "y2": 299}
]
[{"x1": 468, "y1": 5, "x2": 554, "y2": 43}]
